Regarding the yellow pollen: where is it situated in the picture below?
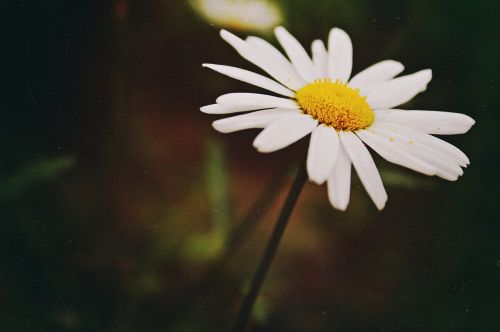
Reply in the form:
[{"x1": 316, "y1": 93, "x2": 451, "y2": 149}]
[{"x1": 296, "y1": 78, "x2": 374, "y2": 131}]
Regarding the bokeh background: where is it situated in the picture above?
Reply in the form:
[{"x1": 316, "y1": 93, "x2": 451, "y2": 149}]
[{"x1": 2, "y1": 0, "x2": 500, "y2": 331}]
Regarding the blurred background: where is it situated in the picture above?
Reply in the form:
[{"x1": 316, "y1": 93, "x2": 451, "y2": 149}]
[{"x1": 1, "y1": 0, "x2": 499, "y2": 331}]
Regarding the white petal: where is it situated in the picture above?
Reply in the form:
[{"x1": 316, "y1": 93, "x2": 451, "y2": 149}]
[
  {"x1": 311, "y1": 39, "x2": 328, "y2": 77},
  {"x1": 246, "y1": 36, "x2": 306, "y2": 89},
  {"x1": 372, "y1": 108, "x2": 402, "y2": 115},
  {"x1": 327, "y1": 28, "x2": 353, "y2": 82},
  {"x1": 220, "y1": 29, "x2": 304, "y2": 90},
  {"x1": 372, "y1": 122, "x2": 470, "y2": 166},
  {"x1": 274, "y1": 26, "x2": 320, "y2": 82},
  {"x1": 203, "y1": 64, "x2": 295, "y2": 97},
  {"x1": 200, "y1": 104, "x2": 268, "y2": 114},
  {"x1": 245, "y1": 36, "x2": 295, "y2": 70},
  {"x1": 357, "y1": 130, "x2": 436, "y2": 176},
  {"x1": 212, "y1": 109, "x2": 301, "y2": 133},
  {"x1": 307, "y1": 124, "x2": 340, "y2": 184},
  {"x1": 327, "y1": 145, "x2": 351, "y2": 210},
  {"x1": 369, "y1": 125, "x2": 463, "y2": 180},
  {"x1": 348, "y1": 60, "x2": 405, "y2": 96},
  {"x1": 375, "y1": 110, "x2": 475, "y2": 135},
  {"x1": 367, "y1": 69, "x2": 432, "y2": 109},
  {"x1": 253, "y1": 115, "x2": 318, "y2": 153},
  {"x1": 216, "y1": 93, "x2": 299, "y2": 109},
  {"x1": 339, "y1": 131, "x2": 387, "y2": 210}
]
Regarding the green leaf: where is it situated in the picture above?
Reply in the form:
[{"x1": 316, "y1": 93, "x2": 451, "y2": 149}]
[{"x1": 0, "y1": 156, "x2": 76, "y2": 200}]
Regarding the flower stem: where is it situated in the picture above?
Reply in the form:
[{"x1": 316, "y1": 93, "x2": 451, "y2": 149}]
[
  {"x1": 162, "y1": 167, "x2": 290, "y2": 321},
  {"x1": 232, "y1": 159, "x2": 308, "y2": 331}
]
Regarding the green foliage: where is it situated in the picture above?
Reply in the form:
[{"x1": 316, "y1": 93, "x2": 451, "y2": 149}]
[
  {"x1": 0, "y1": 156, "x2": 76, "y2": 201},
  {"x1": 180, "y1": 140, "x2": 231, "y2": 262},
  {"x1": 380, "y1": 167, "x2": 432, "y2": 189}
]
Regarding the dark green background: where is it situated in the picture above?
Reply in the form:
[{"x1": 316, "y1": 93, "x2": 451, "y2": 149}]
[{"x1": 1, "y1": 0, "x2": 499, "y2": 331}]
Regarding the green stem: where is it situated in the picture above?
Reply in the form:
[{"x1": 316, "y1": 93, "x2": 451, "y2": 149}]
[
  {"x1": 162, "y1": 166, "x2": 290, "y2": 320},
  {"x1": 232, "y1": 159, "x2": 308, "y2": 331}
]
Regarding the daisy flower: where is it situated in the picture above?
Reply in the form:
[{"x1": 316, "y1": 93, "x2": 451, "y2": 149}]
[
  {"x1": 201, "y1": 27, "x2": 475, "y2": 210},
  {"x1": 191, "y1": 0, "x2": 282, "y2": 33}
]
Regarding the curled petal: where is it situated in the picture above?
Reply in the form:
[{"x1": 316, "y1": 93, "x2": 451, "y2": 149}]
[
  {"x1": 348, "y1": 60, "x2": 404, "y2": 95},
  {"x1": 274, "y1": 26, "x2": 320, "y2": 82},
  {"x1": 203, "y1": 64, "x2": 294, "y2": 97},
  {"x1": 220, "y1": 29, "x2": 303, "y2": 90},
  {"x1": 367, "y1": 69, "x2": 432, "y2": 109},
  {"x1": 357, "y1": 130, "x2": 436, "y2": 176}
]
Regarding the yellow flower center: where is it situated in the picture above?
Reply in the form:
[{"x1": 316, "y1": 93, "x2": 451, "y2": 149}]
[{"x1": 296, "y1": 79, "x2": 374, "y2": 131}]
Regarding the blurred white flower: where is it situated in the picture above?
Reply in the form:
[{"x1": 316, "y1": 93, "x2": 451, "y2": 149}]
[
  {"x1": 191, "y1": 0, "x2": 282, "y2": 32},
  {"x1": 201, "y1": 27, "x2": 475, "y2": 210}
]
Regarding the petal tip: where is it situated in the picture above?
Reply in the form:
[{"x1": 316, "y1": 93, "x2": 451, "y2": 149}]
[
  {"x1": 329, "y1": 27, "x2": 348, "y2": 38},
  {"x1": 220, "y1": 29, "x2": 239, "y2": 43},
  {"x1": 308, "y1": 175, "x2": 326, "y2": 185},
  {"x1": 215, "y1": 94, "x2": 227, "y2": 104},
  {"x1": 375, "y1": 195, "x2": 388, "y2": 211},
  {"x1": 311, "y1": 39, "x2": 323, "y2": 47},
  {"x1": 422, "y1": 68, "x2": 433, "y2": 80},
  {"x1": 254, "y1": 144, "x2": 272, "y2": 154},
  {"x1": 466, "y1": 115, "x2": 476, "y2": 127},
  {"x1": 419, "y1": 69, "x2": 433, "y2": 91},
  {"x1": 253, "y1": 136, "x2": 274, "y2": 153},
  {"x1": 375, "y1": 198, "x2": 387, "y2": 211},
  {"x1": 390, "y1": 60, "x2": 405, "y2": 72},
  {"x1": 274, "y1": 26, "x2": 286, "y2": 34},
  {"x1": 328, "y1": 192, "x2": 349, "y2": 211},
  {"x1": 200, "y1": 105, "x2": 211, "y2": 113},
  {"x1": 211, "y1": 120, "x2": 227, "y2": 133},
  {"x1": 332, "y1": 201, "x2": 348, "y2": 211}
]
